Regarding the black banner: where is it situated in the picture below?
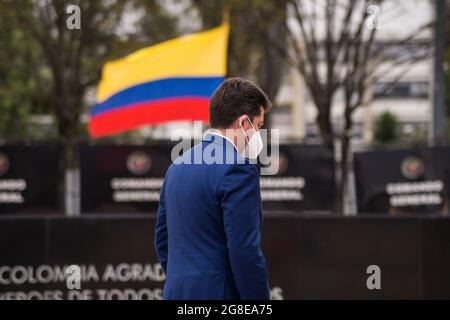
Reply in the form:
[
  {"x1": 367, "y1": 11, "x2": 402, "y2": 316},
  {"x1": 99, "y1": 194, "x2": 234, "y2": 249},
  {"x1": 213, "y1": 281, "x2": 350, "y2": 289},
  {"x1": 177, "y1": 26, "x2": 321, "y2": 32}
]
[
  {"x1": 80, "y1": 143, "x2": 335, "y2": 214},
  {"x1": 0, "y1": 215, "x2": 449, "y2": 299},
  {"x1": 0, "y1": 144, "x2": 60, "y2": 215},
  {"x1": 259, "y1": 144, "x2": 335, "y2": 212},
  {"x1": 354, "y1": 146, "x2": 450, "y2": 214},
  {"x1": 80, "y1": 143, "x2": 177, "y2": 214}
]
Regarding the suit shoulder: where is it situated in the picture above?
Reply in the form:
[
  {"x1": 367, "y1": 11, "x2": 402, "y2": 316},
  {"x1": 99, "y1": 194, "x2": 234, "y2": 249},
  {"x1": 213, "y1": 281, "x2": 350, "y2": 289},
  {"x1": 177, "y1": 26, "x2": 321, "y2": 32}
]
[
  {"x1": 222, "y1": 162, "x2": 259, "y2": 184},
  {"x1": 225, "y1": 161, "x2": 258, "y2": 173}
]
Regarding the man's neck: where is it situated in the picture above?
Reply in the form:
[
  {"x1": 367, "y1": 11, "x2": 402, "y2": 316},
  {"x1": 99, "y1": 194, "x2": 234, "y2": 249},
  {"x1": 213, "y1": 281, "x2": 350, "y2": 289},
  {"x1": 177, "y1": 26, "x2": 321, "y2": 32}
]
[{"x1": 208, "y1": 128, "x2": 238, "y2": 151}]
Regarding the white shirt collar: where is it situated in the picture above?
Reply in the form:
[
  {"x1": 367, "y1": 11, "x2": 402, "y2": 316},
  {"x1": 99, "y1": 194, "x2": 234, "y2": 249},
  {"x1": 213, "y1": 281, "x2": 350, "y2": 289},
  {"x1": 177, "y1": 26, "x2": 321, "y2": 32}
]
[{"x1": 203, "y1": 129, "x2": 238, "y2": 152}]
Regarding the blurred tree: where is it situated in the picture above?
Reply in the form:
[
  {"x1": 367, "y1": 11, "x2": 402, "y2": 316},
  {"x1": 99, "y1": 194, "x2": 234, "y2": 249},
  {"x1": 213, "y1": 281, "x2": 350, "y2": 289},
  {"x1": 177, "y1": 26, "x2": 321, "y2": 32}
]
[
  {"x1": 269, "y1": 0, "x2": 432, "y2": 212},
  {"x1": 374, "y1": 111, "x2": 399, "y2": 143},
  {"x1": 0, "y1": 0, "x2": 179, "y2": 213},
  {"x1": 0, "y1": 4, "x2": 52, "y2": 141},
  {"x1": 190, "y1": 0, "x2": 288, "y2": 129},
  {"x1": 130, "y1": 0, "x2": 179, "y2": 45},
  {"x1": 445, "y1": 46, "x2": 450, "y2": 138},
  {"x1": 445, "y1": 0, "x2": 450, "y2": 135}
]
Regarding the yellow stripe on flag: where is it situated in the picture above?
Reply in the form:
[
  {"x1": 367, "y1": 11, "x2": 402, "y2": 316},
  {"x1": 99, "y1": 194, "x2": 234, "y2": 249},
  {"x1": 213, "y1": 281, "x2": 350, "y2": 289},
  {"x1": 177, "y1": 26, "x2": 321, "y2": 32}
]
[{"x1": 96, "y1": 24, "x2": 229, "y2": 103}]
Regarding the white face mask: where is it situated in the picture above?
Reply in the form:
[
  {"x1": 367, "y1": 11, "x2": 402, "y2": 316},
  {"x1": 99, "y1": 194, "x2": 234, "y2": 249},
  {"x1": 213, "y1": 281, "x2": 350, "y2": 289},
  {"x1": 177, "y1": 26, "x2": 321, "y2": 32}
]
[{"x1": 239, "y1": 117, "x2": 263, "y2": 160}]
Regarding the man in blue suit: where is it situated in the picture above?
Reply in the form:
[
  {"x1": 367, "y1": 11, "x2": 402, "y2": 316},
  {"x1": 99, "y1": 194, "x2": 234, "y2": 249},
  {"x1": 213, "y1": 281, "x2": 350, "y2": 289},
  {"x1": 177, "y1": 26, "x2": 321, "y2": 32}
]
[{"x1": 155, "y1": 77, "x2": 271, "y2": 300}]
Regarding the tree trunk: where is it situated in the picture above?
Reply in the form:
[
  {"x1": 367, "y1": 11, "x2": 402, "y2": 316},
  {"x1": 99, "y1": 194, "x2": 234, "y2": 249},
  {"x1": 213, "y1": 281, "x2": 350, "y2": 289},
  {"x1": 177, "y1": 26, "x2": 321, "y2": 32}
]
[
  {"x1": 316, "y1": 108, "x2": 334, "y2": 146},
  {"x1": 338, "y1": 133, "x2": 350, "y2": 214},
  {"x1": 56, "y1": 101, "x2": 80, "y2": 215},
  {"x1": 338, "y1": 107, "x2": 353, "y2": 214}
]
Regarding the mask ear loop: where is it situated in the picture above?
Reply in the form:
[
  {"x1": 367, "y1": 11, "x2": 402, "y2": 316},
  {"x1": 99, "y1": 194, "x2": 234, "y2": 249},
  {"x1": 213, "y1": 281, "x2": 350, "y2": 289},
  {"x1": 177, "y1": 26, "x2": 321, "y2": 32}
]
[
  {"x1": 244, "y1": 117, "x2": 261, "y2": 161},
  {"x1": 240, "y1": 119, "x2": 250, "y2": 144},
  {"x1": 247, "y1": 117, "x2": 257, "y2": 131}
]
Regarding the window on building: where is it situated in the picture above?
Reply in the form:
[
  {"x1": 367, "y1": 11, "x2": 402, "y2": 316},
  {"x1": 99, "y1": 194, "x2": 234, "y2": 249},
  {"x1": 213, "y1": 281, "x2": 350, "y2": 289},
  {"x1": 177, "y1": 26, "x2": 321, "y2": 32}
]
[{"x1": 373, "y1": 81, "x2": 429, "y2": 98}]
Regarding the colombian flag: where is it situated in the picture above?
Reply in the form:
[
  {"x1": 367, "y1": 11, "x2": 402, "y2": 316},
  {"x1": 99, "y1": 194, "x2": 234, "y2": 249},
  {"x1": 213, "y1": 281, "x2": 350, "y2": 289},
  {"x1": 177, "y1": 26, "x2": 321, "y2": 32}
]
[{"x1": 88, "y1": 24, "x2": 229, "y2": 138}]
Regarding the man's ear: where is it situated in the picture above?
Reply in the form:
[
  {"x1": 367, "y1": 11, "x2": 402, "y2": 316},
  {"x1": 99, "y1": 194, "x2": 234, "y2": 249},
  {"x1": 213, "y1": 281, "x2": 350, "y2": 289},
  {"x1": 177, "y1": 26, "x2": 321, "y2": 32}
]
[{"x1": 235, "y1": 115, "x2": 250, "y2": 131}]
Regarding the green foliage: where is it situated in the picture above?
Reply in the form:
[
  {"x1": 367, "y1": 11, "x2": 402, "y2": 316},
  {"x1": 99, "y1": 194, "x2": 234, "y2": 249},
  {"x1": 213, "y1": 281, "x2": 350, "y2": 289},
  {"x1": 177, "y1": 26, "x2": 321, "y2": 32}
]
[
  {"x1": 191, "y1": 0, "x2": 287, "y2": 101},
  {"x1": 0, "y1": 4, "x2": 51, "y2": 140},
  {"x1": 445, "y1": 47, "x2": 450, "y2": 119},
  {"x1": 374, "y1": 111, "x2": 400, "y2": 143},
  {"x1": 0, "y1": 0, "x2": 180, "y2": 143},
  {"x1": 0, "y1": 0, "x2": 288, "y2": 144}
]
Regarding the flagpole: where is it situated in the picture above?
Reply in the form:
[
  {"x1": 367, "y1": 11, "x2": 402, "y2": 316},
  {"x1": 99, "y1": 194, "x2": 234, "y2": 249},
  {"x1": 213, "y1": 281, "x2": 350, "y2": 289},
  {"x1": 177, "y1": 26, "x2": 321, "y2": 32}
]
[{"x1": 222, "y1": 6, "x2": 230, "y2": 24}]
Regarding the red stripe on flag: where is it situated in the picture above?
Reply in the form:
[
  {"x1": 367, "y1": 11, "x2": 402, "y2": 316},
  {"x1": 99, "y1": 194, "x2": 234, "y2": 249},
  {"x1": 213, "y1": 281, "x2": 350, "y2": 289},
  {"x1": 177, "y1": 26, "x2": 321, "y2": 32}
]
[{"x1": 88, "y1": 97, "x2": 210, "y2": 138}]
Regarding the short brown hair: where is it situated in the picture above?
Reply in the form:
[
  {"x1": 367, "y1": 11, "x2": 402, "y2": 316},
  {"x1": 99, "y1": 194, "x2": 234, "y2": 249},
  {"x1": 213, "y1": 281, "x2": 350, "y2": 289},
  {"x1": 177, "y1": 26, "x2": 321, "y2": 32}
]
[{"x1": 209, "y1": 77, "x2": 271, "y2": 128}]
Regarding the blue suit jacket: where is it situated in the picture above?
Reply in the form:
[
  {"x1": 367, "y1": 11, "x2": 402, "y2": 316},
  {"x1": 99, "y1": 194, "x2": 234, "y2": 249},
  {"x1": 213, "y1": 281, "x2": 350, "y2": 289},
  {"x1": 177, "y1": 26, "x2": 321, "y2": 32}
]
[{"x1": 155, "y1": 133, "x2": 270, "y2": 300}]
